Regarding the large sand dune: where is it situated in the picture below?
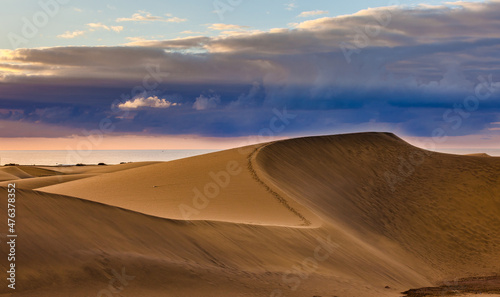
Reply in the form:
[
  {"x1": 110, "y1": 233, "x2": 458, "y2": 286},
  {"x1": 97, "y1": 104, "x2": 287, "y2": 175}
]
[
  {"x1": 0, "y1": 132, "x2": 498, "y2": 296},
  {"x1": 37, "y1": 147, "x2": 318, "y2": 226}
]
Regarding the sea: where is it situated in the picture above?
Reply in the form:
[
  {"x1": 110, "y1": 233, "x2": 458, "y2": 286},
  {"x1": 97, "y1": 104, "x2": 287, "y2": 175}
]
[{"x1": 0, "y1": 150, "x2": 219, "y2": 166}]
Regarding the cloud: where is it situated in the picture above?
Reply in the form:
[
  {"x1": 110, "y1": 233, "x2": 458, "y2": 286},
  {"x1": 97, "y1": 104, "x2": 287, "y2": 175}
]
[
  {"x1": 56, "y1": 23, "x2": 123, "y2": 40},
  {"x1": 298, "y1": 10, "x2": 329, "y2": 18},
  {"x1": 489, "y1": 121, "x2": 500, "y2": 130},
  {"x1": 193, "y1": 95, "x2": 221, "y2": 110},
  {"x1": 117, "y1": 95, "x2": 179, "y2": 109},
  {"x1": 0, "y1": 119, "x2": 79, "y2": 138},
  {"x1": 116, "y1": 11, "x2": 187, "y2": 23},
  {"x1": 207, "y1": 24, "x2": 260, "y2": 37},
  {"x1": 125, "y1": 37, "x2": 147, "y2": 43},
  {"x1": 229, "y1": 81, "x2": 263, "y2": 108},
  {"x1": 165, "y1": 17, "x2": 187, "y2": 23},
  {"x1": 3, "y1": 0, "x2": 500, "y2": 140},
  {"x1": 123, "y1": 36, "x2": 210, "y2": 48},
  {"x1": 7, "y1": 0, "x2": 500, "y2": 88},
  {"x1": 218, "y1": 30, "x2": 263, "y2": 37},
  {"x1": 111, "y1": 26, "x2": 124, "y2": 33},
  {"x1": 181, "y1": 30, "x2": 205, "y2": 35},
  {"x1": 87, "y1": 23, "x2": 123, "y2": 33},
  {"x1": 57, "y1": 30, "x2": 85, "y2": 39},
  {"x1": 285, "y1": 1, "x2": 297, "y2": 11},
  {"x1": 208, "y1": 24, "x2": 250, "y2": 31}
]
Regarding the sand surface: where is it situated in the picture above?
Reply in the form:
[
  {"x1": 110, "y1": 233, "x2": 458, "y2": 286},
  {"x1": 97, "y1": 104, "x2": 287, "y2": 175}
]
[{"x1": 0, "y1": 132, "x2": 499, "y2": 296}]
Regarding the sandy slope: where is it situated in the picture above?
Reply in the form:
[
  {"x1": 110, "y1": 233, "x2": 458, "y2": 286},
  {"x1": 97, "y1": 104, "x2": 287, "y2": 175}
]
[
  {"x1": 0, "y1": 166, "x2": 66, "y2": 184},
  {"x1": 0, "y1": 170, "x2": 21, "y2": 182},
  {"x1": 0, "y1": 167, "x2": 32, "y2": 179},
  {"x1": 37, "y1": 147, "x2": 318, "y2": 226},
  {"x1": 38, "y1": 161, "x2": 158, "y2": 175},
  {"x1": 1, "y1": 188, "x2": 424, "y2": 297},
  {"x1": 0, "y1": 174, "x2": 97, "y2": 190},
  {"x1": 0, "y1": 132, "x2": 498, "y2": 296},
  {"x1": 466, "y1": 153, "x2": 491, "y2": 157},
  {"x1": 0, "y1": 162, "x2": 158, "y2": 190},
  {"x1": 256, "y1": 133, "x2": 500, "y2": 280}
]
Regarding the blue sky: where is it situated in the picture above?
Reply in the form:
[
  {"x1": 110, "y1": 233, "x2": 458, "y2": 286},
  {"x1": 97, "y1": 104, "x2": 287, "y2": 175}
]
[
  {"x1": 0, "y1": 0, "x2": 499, "y2": 149},
  {"x1": 1, "y1": 0, "x2": 484, "y2": 49}
]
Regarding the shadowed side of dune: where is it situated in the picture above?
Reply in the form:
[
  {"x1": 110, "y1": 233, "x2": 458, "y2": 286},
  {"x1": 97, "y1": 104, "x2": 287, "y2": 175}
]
[{"x1": 254, "y1": 132, "x2": 500, "y2": 283}]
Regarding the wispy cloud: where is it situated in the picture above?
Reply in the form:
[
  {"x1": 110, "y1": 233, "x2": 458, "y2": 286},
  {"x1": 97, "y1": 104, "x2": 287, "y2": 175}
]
[
  {"x1": 118, "y1": 95, "x2": 179, "y2": 109},
  {"x1": 285, "y1": 1, "x2": 297, "y2": 11},
  {"x1": 207, "y1": 24, "x2": 258, "y2": 37},
  {"x1": 57, "y1": 30, "x2": 85, "y2": 39},
  {"x1": 490, "y1": 122, "x2": 500, "y2": 130},
  {"x1": 208, "y1": 23, "x2": 250, "y2": 31},
  {"x1": 164, "y1": 17, "x2": 187, "y2": 23},
  {"x1": 116, "y1": 11, "x2": 187, "y2": 23},
  {"x1": 57, "y1": 23, "x2": 123, "y2": 39},
  {"x1": 87, "y1": 23, "x2": 123, "y2": 33},
  {"x1": 180, "y1": 30, "x2": 205, "y2": 35},
  {"x1": 298, "y1": 10, "x2": 329, "y2": 18},
  {"x1": 218, "y1": 30, "x2": 263, "y2": 37},
  {"x1": 123, "y1": 36, "x2": 209, "y2": 48},
  {"x1": 125, "y1": 36, "x2": 147, "y2": 43}
]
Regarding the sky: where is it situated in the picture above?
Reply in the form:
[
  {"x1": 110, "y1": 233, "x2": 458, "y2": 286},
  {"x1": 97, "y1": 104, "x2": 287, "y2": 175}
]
[{"x1": 0, "y1": 0, "x2": 499, "y2": 150}]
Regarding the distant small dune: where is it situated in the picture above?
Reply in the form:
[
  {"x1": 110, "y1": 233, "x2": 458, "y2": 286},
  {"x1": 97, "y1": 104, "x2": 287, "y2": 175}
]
[{"x1": 466, "y1": 153, "x2": 492, "y2": 157}]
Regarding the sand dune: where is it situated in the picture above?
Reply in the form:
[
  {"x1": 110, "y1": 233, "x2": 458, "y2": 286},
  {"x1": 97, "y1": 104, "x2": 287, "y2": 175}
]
[
  {"x1": 0, "y1": 162, "x2": 159, "y2": 190},
  {"x1": 38, "y1": 161, "x2": 159, "y2": 175},
  {"x1": 0, "y1": 174, "x2": 97, "y2": 190},
  {"x1": 0, "y1": 166, "x2": 33, "y2": 179},
  {"x1": 15, "y1": 166, "x2": 65, "y2": 177},
  {"x1": 1, "y1": 132, "x2": 498, "y2": 296},
  {"x1": 0, "y1": 165, "x2": 64, "y2": 182},
  {"x1": 256, "y1": 133, "x2": 500, "y2": 279},
  {"x1": 38, "y1": 147, "x2": 319, "y2": 226},
  {"x1": 0, "y1": 170, "x2": 21, "y2": 182},
  {"x1": 466, "y1": 153, "x2": 492, "y2": 157}
]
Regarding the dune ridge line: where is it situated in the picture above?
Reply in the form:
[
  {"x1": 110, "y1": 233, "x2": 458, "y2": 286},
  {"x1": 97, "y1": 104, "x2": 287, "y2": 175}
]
[{"x1": 247, "y1": 143, "x2": 312, "y2": 226}]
